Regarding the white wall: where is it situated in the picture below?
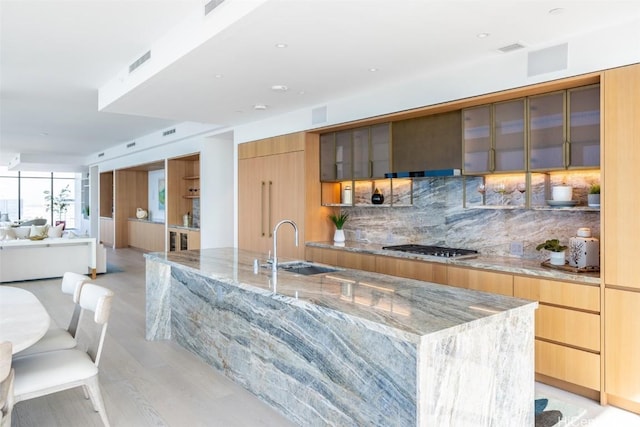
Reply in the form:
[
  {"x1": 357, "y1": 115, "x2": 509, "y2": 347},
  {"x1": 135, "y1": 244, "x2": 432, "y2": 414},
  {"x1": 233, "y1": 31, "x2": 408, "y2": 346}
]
[{"x1": 200, "y1": 132, "x2": 234, "y2": 249}]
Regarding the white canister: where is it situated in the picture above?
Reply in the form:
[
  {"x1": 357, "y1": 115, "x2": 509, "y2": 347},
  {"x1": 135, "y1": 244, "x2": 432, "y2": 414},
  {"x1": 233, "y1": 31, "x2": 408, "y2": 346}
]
[
  {"x1": 552, "y1": 185, "x2": 573, "y2": 201},
  {"x1": 342, "y1": 185, "x2": 352, "y2": 205}
]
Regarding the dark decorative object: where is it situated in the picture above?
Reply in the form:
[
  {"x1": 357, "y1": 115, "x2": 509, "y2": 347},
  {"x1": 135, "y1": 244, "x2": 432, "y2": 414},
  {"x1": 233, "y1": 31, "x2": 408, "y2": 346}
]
[{"x1": 371, "y1": 188, "x2": 384, "y2": 205}]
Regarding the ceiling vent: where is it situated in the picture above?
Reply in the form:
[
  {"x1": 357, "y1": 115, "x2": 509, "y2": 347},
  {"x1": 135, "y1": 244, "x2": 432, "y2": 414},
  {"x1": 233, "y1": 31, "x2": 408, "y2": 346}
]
[
  {"x1": 163, "y1": 128, "x2": 176, "y2": 137},
  {"x1": 498, "y1": 43, "x2": 526, "y2": 53},
  {"x1": 126, "y1": 142, "x2": 136, "y2": 148},
  {"x1": 204, "y1": 0, "x2": 225, "y2": 16},
  {"x1": 98, "y1": 152, "x2": 105, "y2": 158},
  {"x1": 129, "y1": 50, "x2": 151, "y2": 73}
]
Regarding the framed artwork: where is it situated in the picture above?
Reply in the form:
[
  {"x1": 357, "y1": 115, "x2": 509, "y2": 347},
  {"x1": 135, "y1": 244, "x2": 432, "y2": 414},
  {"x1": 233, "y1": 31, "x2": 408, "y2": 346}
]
[{"x1": 158, "y1": 178, "x2": 165, "y2": 211}]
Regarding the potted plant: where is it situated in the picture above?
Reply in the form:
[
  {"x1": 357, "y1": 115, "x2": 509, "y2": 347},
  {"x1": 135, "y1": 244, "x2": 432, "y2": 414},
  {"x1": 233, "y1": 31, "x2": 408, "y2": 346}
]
[
  {"x1": 328, "y1": 212, "x2": 349, "y2": 245},
  {"x1": 536, "y1": 239, "x2": 568, "y2": 266},
  {"x1": 588, "y1": 184, "x2": 600, "y2": 207},
  {"x1": 44, "y1": 184, "x2": 72, "y2": 222}
]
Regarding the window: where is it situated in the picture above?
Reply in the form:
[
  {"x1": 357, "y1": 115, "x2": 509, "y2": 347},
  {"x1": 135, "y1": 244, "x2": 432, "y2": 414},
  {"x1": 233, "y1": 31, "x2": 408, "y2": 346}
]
[{"x1": 0, "y1": 167, "x2": 81, "y2": 228}]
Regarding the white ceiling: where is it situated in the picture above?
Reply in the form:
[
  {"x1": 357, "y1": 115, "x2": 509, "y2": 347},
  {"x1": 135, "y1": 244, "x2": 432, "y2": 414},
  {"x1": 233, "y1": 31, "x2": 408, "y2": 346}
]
[{"x1": 2, "y1": 0, "x2": 640, "y2": 168}]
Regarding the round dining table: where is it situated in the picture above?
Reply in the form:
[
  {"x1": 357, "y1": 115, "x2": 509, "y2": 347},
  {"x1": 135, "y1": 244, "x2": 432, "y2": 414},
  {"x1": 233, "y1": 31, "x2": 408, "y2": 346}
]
[{"x1": 0, "y1": 286, "x2": 50, "y2": 354}]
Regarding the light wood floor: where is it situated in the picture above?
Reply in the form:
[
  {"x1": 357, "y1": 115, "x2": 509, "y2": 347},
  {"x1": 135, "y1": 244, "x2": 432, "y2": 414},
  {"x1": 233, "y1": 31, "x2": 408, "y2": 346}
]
[{"x1": 10, "y1": 248, "x2": 297, "y2": 427}]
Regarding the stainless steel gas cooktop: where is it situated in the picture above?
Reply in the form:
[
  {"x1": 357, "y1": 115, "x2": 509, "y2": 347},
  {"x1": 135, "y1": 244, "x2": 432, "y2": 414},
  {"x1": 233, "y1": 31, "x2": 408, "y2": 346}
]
[{"x1": 382, "y1": 244, "x2": 479, "y2": 258}]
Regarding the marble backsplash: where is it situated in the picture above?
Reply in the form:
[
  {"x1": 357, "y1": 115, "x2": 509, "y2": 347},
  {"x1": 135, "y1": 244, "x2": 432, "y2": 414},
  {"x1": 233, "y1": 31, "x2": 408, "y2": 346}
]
[{"x1": 340, "y1": 176, "x2": 600, "y2": 260}]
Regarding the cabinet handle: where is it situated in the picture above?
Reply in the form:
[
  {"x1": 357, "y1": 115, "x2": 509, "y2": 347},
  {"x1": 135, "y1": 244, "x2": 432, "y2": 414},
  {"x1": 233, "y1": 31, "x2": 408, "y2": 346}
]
[
  {"x1": 369, "y1": 160, "x2": 373, "y2": 178},
  {"x1": 489, "y1": 148, "x2": 495, "y2": 172},
  {"x1": 268, "y1": 181, "x2": 273, "y2": 237},
  {"x1": 261, "y1": 181, "x2": 266, "y2": 237},
  {"x1": 564, "y1": 141, "x2": 571, "y2": 168}
]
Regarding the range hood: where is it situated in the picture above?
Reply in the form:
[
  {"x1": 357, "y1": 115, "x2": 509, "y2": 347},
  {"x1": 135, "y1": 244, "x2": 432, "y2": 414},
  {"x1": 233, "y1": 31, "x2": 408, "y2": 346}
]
[{"x1": 384, "y1": 168, "x2": 461, "y2": 178}]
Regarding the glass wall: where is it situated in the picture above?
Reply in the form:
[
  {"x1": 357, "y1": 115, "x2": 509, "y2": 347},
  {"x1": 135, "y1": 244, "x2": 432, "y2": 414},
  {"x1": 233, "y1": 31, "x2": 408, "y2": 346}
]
[{"x1": 0, "y1": 166, "x2": 80, "y2": 229}]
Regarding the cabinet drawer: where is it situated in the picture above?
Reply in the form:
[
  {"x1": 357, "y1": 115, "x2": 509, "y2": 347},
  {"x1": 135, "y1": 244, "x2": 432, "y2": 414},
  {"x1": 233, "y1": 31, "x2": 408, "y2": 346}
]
[
  {"x1": 535, "y1": 340, "x2": 600, "y2": 391},
  {"x1": 375, "y1": 257, "x2": 447, "y2": 284},
  {"x1": 514, "y1": 276, "x2": 600, "y2": 312},
  {"x1": 337, "y1": 252, "x2": 376, "y2": 272},
  {"x1": 447, "y1": 266, "x2": 513, "y2": 296},
  {"x1": 535, "y1": 305, "x2": 600, "y2": 351}
]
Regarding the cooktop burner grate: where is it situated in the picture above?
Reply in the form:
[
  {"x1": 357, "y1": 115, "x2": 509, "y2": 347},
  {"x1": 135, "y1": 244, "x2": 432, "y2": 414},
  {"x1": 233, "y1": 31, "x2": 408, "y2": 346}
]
[{"x1": 382, "y1": 244, "x2": 479, "y2": 258}]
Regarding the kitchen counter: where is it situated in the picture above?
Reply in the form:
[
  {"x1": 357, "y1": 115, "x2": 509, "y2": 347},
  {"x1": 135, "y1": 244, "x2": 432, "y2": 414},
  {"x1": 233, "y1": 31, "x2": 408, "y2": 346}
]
[
  {"x1": 307, "y1": 241, "x2": 601, "y2": 285},
  {"x1": 127, "y1": 217, "x2": 164, "y2": 224},
  {"x1": 145, "y1": 248, "x2": 536, "y2": 426}
]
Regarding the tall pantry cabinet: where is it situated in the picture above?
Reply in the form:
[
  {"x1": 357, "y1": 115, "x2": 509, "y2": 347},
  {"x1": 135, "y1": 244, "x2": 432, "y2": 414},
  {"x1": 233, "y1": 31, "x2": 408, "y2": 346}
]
[
  {"x1": 238, "y1": 132, "x2": 332, "y2": 260},
  {"x1": 602, "y1": 62, "x2": 640, "y2": 413}
]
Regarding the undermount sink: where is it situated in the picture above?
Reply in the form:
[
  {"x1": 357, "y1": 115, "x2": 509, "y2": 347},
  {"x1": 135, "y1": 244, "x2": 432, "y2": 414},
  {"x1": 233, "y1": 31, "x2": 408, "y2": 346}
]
[{"x1": 264, "y1": 261, "x2": 339, "y2": 276}]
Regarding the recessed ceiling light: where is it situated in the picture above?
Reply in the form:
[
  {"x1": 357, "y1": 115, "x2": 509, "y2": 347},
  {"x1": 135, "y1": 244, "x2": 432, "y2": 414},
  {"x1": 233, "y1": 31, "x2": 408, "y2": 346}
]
[
  {"x1": 39, "y1": 132, "x2": 49, "y2": 136},
  {"x1": 275, "y1": 43, "x2": 288, "y2": 48},
  {"x1": 254, "y1": 104, "x2": 268, "y2": 110},
  {"x1": 368, "y1": 67, "x2": 379, "y2": 72},
  {"x1": 298, "y1": 91, "x2": 305, "y2": 95},
  {"x1": 476, "y1": 32, "x2": 490, "y2": 39},
  {"x1": 271, "y1": 85, "x2": 288, "y2": 92},
  {"x1": 214, "y1": 74, "x2": 223, "y2": 78},
  {"x1": 549, "y1": 8, "x2": 565, "y2": 15}
]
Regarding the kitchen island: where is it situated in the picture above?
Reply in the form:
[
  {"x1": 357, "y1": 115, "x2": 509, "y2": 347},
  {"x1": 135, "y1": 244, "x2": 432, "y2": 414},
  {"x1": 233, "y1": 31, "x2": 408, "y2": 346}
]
[{"x1": 145, "y1": 248, "x2": 537, "y2": 426}]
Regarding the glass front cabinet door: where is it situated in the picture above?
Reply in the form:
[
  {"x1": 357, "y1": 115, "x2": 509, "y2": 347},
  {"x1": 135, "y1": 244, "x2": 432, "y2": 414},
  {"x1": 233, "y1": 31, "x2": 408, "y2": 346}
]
[
  {"x1": 463, "y1": 105, "x2": 492, "y2": 174},
  {"x1": 529, "y1": 84, "x2": 600, "y2": 171},
  {"x1": 463, "y1": 100, "x2": 525, "y2": 174},
  {"x1": 493, "y1": 99, "x2": 526, "y2": 172},
  {"x1": 320, "y1": 123, "x2": 390, "y2": 182}
]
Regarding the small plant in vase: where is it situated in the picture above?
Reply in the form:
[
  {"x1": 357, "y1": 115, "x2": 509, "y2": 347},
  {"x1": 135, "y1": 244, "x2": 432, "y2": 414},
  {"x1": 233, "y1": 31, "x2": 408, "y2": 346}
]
[
  {"x1": 328, "y1": 212, "x2": 349, "y2": 245},
  {"x1": 536, "y1": 239, "x2": 568, "y2": 266},
  {"x1": 588, "y1": 184, "x2": 600, "y2": 207}
]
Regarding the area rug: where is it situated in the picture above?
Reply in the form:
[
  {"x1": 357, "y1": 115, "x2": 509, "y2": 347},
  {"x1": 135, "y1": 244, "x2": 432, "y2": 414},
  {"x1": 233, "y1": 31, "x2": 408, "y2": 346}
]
[{"x1": 535, "y1": 395, "x2": 588, "y2": 427}]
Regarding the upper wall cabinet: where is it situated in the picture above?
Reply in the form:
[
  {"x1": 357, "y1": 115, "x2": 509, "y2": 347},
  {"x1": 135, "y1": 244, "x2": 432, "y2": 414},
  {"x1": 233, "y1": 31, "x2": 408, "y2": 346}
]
[
  {"x1": 320, "y1": 123, "x2": 390, "y2": 181},
  {"x1": 529, "y1": 84, "x2": 600, "y2": 171},
  {"x1": 463, "y1": 99, "x2": 526, "y2": 174},
  {"x1": 392, "y1": 110, "x2": 462, "y2": 172}
]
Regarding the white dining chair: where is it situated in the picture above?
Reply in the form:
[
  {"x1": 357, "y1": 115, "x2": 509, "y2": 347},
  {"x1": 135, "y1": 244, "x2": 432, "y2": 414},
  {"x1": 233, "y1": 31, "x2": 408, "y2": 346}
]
[
  {"x1": 12, "y1": 284, "x2": 114, "y2": 427},
  {"x1": 14, "y1": 271, "x2": 89, "y2": 357},
  {"x1": 0, "y1": 341, "x2": 14, "y2": 427}
]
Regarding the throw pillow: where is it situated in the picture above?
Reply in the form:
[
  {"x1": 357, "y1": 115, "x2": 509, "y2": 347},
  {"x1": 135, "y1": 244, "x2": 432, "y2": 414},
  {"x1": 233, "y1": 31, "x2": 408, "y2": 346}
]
[
  {"x1": 0, "y1": 228, "x2": 16, "y2": 240},
  {"x1": 30, "y1": 224, "x2": 49, "y2": 238},
  {"x1": 14, "y1": 227, "x2": 30, "y2": 239},
  {"x1": 48, "y1": 223, "x2": 64, "y2": 238}
]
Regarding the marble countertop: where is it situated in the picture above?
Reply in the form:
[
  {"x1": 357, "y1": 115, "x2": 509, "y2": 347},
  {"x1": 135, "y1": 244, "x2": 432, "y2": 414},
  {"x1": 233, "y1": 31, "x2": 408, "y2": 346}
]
[
  {"x1": 145, "y1": 248, "x2": 536, "y2": 341},
  {"x1": 167, "y1": 224, "x2": 200, "y2": 231},
  {"x1": 128, "y1": 218, "x2": 164, "y2": 224},
  {"x1": 307, "y1": 241, "x2": 601, "y2": 286}
]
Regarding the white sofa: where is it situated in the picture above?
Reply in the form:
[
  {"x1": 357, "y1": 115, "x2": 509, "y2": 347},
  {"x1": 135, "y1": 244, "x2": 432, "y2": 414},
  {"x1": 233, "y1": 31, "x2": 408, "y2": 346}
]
[{"x1": 0, "y1": 235, "x2": 106, "y2": 283}]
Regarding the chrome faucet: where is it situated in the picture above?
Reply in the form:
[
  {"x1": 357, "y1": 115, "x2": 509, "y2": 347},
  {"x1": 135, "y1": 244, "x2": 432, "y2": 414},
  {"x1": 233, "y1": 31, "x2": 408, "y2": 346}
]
[{"x1": 272, "y1": 219, "x2": 299, "y2": 272}]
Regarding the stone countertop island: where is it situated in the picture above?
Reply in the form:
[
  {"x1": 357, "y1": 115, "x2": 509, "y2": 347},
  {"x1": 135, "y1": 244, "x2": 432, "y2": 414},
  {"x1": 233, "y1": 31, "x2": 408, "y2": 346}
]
[{"x1": 145, "y1": 248, "x2": 537, "y2": 426}]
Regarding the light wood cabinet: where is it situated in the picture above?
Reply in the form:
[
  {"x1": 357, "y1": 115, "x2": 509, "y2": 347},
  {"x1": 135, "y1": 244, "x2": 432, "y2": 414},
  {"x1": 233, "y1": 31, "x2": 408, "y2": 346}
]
[
  {"x1": 306, "y1": 247, "x2": 376, "y2": 271},
  {"x1": 604, "y1": 289, "x2": 640, "y2": 410},
  {"x1": 128, "y1": 220, "x2": 165, "y2": 252},
  {"x1": 375, "y1": 256, "x2": 447, "y2": 284},
  {"x1": 99, "y1": 217, "x2": 114, "y2": 248},
  {"x1": 513, "y1": 276, "x2": 600, "y2": 395},
  {"x1": 602, "y1": 63, "x2": 640, "y2": 413},
  {"x1": 446, "y1": 266, "x2": 513, "y2": 296},
  {"x1": 238, "y1": 150, "x2": 305, "y2": 259},
  {"x1": 239, "y1": 132, "x2": 331, "y2": 261},
  {"x1": 603, "y1": 65, "x2": 640, "y2": 290}
]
